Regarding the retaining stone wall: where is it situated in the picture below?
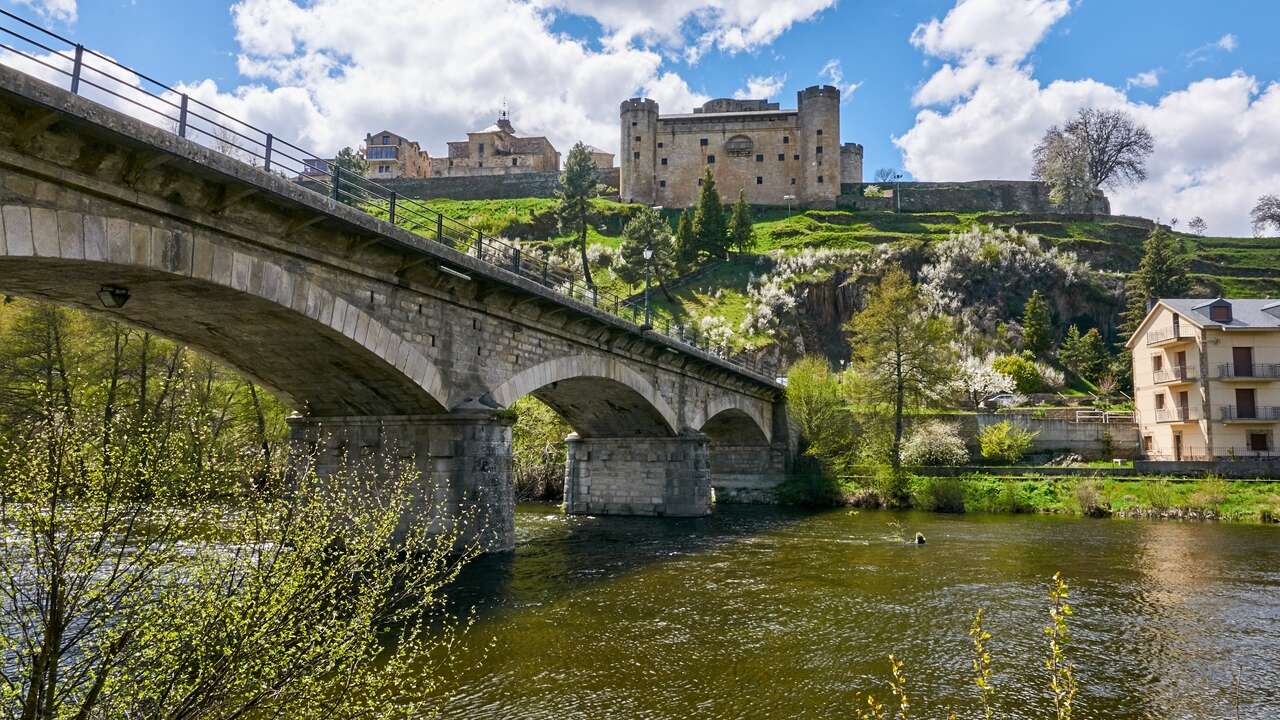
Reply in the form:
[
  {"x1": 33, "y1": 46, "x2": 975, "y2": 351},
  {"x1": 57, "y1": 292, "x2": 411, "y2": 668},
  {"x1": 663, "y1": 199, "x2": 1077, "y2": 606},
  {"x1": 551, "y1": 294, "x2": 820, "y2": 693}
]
[{"x1": 837, "y1": 180, "x2": 1110, "y2": 215}]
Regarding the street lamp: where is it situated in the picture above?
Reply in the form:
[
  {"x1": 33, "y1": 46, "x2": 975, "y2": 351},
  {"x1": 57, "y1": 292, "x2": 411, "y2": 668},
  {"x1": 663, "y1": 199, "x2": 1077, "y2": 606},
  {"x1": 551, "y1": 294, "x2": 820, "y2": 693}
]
[
  {"x1": 642, "y1": 245, "x2": 654, "y2": 330},
  {"x1": 783, "y1": 194, "x2": 796, "y2": 216}
]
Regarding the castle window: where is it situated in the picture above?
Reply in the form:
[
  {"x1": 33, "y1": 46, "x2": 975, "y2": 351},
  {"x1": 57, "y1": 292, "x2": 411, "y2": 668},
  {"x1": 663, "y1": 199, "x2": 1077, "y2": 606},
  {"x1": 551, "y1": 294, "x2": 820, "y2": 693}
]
[
  {"x1": 817, "y1": 175, "x2": 824, "y2": 183},
  {"x1": 661, "y1": 158, "x2": 668, "y2": 165},
  {"x1": 778, "y1": 153, "x2": 785, "y2": 161},
  {"x1": 635, "y1": 136, "x2": 641, "y2": 142},
  {"x1": 631, "y1": 121, "x2": 637, "y2": 127},
  {"x1": 783, "y1": 136, "x2": 790, "y2": 144},
  {"x1": 756, "y1": 176, "x2": 763, "y2": 185},
  {"x1": 478, "y1": 161, "x2": 483, "y2": 167},
  {"x1": 816, "y1": 146, "x2": 823, "y2": 155},
  {"x1": 658, "y1": 142, "x2": 664, "y2": 148},
  {"x1": 794, "y1": 154, "x2": 800, "y2": 160},
  {"x1": 756, "y1": 154, "x2": 764, "y2": 162},
  {"x1": 512, "y1": 158, "x2": 518, "y2": 166},
  {"x1": 816, "y1": 129, "x2": 823, "y2": 136},
  {"x1": 633, "y1": 151, "x2": 640, "y2": 160},
  {"x1": 700, "y1": 138, "x2": 708, "y2": 146},
  {"x1": 707, "y1": 154, "x2": 715, "y2": 164},
  {"x1": 790, "y1": 178, "x2": 796, "y2": 185},
  {"x1": 697, "y1": 178, "x2": 703, "y2": 187},
  {"x1": 725, "y1": 134, "x2": 754, "y2": 157},
  {"x1": 659, "y1": 180, "x2": 666, "y2": 188}
]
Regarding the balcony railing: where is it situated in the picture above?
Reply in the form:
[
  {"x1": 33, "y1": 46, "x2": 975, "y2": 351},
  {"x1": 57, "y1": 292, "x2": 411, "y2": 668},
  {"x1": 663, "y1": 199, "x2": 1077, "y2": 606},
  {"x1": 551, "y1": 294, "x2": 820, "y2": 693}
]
[
  {"x1": 1218, "y1": 405, "x2": 1280, "y2": 421},
  {"x1": 1146, "y1": 326, "x2": 1190, "y2": 345},
  {"x1": 0, "y1": 9, "x2": 779, "y2": 381},
  {"x1": 1216, "y1": 363, "x2": 1280, "y2": 380},
  {"x1": 1152, "y1": 366, "x2": 1196, "y2": 384},
  {"x1": 1154, "y1": 406, "x2": 1199, "y2": 423}
]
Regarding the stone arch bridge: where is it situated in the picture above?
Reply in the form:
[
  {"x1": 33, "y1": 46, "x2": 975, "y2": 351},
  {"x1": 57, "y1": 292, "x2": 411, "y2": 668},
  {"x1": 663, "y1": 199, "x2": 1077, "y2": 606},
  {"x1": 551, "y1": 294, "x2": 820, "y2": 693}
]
[{"x1": 0, "y1": 66, "x2": 792, "y2": 551}]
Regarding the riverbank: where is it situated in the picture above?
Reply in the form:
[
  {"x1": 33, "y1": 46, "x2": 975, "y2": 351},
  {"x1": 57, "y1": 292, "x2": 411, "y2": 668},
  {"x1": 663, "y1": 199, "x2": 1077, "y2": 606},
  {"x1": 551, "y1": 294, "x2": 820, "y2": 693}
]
[{"x1": 772, "y1": 473, "x2": 1280, "y2": 524}]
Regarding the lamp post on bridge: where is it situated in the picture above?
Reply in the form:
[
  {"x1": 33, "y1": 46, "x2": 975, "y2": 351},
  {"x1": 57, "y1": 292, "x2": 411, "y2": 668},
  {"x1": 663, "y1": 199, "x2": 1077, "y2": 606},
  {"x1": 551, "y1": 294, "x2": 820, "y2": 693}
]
[{"x1": 642, "y1": 245, "x2": 654, "y2": 330}]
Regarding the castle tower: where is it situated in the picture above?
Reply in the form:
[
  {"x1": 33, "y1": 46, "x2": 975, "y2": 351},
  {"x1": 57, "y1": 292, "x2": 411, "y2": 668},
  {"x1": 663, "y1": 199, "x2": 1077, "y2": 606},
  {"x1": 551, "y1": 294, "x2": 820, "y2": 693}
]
[
  {"x1": 620, "y1": 98, "x2": 659, "y2": 204},
  {"x1": 840, "y1": 143, "x2": 863, "y2": 185},
  {"x1": 796, "y1": 85, "x2": 840, "y2": 205}
]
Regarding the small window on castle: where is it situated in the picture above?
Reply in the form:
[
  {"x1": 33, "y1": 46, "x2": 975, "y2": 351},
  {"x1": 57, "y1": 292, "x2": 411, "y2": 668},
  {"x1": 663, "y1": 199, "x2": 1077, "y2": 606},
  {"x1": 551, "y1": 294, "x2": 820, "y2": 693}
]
[
  {"x1": 756, "y1": 176, "x2": 763, "y2": 185},
  {"x1": 707, "y1": 154, "x2": 715, "y2": 164},
  {"x1": 697, "y1": 178, "x2": 703, "y2": 187},
  {"x1": 635, "y1": 136, "x2": 641, "y2": 142},
  {"x1": 783, "y1": 136, "x2": 790, "y2": 144},
  {"x1": 818, "y1": 175, "x2": 824, "y2": 183},
  {"x1": 790, "y1": 178, "x2": 796, "y2": 185},
  {"x1": 793, "y1": 154, "x2": 800, "y2": 160},
  {"x1": 658, "y1": 142, "x2": 664, "y2": 148},
  {"x1": 661, "y1": 158, "x2": 668, "y2": 165},
  {"x1": 478, "y1": 161, "x2": 483, "y2": 167},
  {"x1": 816, "y1": 129, "x2": 823, "y2": 136},
  {"x1": 816, "y1": 146, "x2": 824, "y2": 155},
  {"x1": 478, "y1": 143, "x2": 485, "y2": 156},
  {"x1": 756, "y1": 154, "x2": 764, "y2": 162},
  {"x1": 659, "y1": 180, "x2": 667, "y2": 188},
  {"x1": 512, "y1": 158, "x2": 518, "y2": 166},
  {"x1": 700, "y1": 138, "x2": 709, "y2": 146},
  {"x1": 633, "y1": 151, "x2": 640, "y2": 160},
  {"x1": 631, "y1": 121, "x2": 637, "y2": 127},
  {"x1": 778, "y1": 153, "x2": 785, "y2": 161}
]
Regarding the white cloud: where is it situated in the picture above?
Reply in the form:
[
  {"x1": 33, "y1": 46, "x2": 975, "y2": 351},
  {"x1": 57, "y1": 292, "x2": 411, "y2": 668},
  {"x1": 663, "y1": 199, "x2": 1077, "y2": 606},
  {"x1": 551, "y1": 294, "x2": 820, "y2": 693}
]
[
  {"x1": 536, "y1": 0, "x2": 835, "y2": 62},
  {"x1": 1186, "y1": 32, "x2": 1239, "y2": 65},
  {"x1": 1126, "y1": 69, "x2": 1160, "y2": 89},
  {"x1": 819, "y1": 59, "x2": 861, "y2": 101},
  {"x1": 170, "y1": 0, "x2": 744, "y2": 162},
  {"x1": 1217, "y1": 33, "x2": 1238, "y2": 52},
  {"x1": 733, "y1": 74, "x2": 784, "y2": 100},
  {"x1": 898, "y1": 2, "x2": 1280, "y2": 236},
  {"x1": 8, "y1": 0, "x2": 76, "y2": 23},
  {"x1": 909, "y1": 0, "x2": 1071, "y2": 64}
]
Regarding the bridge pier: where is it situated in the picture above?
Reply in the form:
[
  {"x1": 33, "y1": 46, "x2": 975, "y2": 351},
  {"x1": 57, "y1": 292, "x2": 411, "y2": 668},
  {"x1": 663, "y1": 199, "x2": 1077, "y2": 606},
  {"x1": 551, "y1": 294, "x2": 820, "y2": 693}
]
[
  {"x1": 562, "y1": 432, "x2": 712, "y2": 517},
  {"x1": 708, "y1": 443, "x2": 791, "y2": 504},
  {"x1": 287, "y1": 412, "x2": 516, "y2": 552}
]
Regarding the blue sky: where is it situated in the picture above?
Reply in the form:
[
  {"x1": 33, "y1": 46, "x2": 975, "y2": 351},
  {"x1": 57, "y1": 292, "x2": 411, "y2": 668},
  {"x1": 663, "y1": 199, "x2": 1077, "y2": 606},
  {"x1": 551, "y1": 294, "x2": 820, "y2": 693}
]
[{"x1": 4, "y1": 0, "x2": 1278, "y2": 234}]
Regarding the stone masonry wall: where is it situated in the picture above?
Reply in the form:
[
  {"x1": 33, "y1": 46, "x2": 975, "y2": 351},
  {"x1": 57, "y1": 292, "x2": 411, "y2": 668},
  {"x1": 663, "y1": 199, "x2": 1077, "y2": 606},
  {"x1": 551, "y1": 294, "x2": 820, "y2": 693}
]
[
  {"x1": 563, "y1": 433, "x2": 712, "y2": 516},
  {"x1": 331, "y1": 167, "x2": 621, "y2": 202},
  {"x1": 838, "y1": 181, "x2": 1110, "y2": 215}
]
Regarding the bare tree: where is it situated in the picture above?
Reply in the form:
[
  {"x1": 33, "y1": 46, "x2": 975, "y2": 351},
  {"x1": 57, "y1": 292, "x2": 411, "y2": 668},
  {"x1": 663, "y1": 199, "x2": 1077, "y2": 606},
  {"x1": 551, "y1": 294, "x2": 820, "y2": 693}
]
[
  {"x1": 1033, "y1": 107, "x2": 1154, "y2": 206},
  {"x1": 1188, "y1": 216, "x2": 1208, "y2": 236},
  {"x1": 1252, "y1": 195, "x2": 1280, "y2": 237},
  {"x1": 874, "y1": 167, "x2": 903, "y2": 183}
]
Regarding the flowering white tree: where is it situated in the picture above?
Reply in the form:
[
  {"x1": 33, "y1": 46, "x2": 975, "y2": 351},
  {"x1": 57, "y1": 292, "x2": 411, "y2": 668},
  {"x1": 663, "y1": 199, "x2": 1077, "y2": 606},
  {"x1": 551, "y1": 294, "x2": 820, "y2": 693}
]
[{"x1": 952, "y1": 354, "x2": 1016, "y2": 410}]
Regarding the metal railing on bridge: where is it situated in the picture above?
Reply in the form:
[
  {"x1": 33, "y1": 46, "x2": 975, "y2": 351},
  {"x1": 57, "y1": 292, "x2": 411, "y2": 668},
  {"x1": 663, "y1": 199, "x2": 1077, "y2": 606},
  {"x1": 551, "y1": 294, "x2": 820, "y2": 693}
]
[{"x1": 0, "y1": 9, "x2": 775, "y2": 379}]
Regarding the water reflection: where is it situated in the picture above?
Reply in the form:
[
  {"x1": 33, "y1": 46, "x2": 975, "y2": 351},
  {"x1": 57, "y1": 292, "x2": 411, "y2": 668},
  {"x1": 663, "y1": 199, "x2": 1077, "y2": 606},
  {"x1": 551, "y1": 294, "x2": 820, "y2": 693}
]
[{"x1": 436, "y1": 505, "x2": 1280, "y2": 719}]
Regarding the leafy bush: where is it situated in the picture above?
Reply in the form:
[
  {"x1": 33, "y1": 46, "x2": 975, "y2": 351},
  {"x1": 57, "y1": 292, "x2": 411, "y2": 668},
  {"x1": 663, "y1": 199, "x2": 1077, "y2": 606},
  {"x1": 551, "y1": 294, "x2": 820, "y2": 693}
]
[
  {"x1": 1188, "y1": 476, "x2": 1228, "y2": 511},
  {"x1": 992, "y1": 354, "x2": 1043, "y2": 394},
  {"x1": 994, "y1": 479, "x2": 1030, "y2": 513},
  {"x1": 1073, "y1": 478, "x2": 1111, "y2": 517},
  {"x1": 901, "y1": 420, "x2": 970, "y2": 466},
  {"x1": 914, "y1": 475, "x2": 966, "y2": 513},
  {"x1": 773, "y1": 469, "x2": 845, "y2": 507},
  {"x1": 870, "y1": 465, "x2": 912, "y2": 508},
  {"x1": 1144, "y1": 478, "x2": 1177, "y2": 510},
  {"x1": 979, "y1": 421, "x2": 1038, "y2": 464}
]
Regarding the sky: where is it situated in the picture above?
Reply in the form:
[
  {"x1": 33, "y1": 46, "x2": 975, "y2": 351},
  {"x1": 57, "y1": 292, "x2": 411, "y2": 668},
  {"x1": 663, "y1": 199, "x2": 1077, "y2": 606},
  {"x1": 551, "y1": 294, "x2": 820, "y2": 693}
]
[{"x1": 2, "y1": 0, "x2": 1278, "y2": 236}]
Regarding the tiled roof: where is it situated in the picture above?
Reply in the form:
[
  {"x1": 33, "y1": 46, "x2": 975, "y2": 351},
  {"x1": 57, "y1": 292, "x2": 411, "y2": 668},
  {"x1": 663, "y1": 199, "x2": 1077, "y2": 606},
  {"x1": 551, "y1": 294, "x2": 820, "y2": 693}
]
[{"x1": 1161, "y1": 298, "x2": 1280, "y2": 329}]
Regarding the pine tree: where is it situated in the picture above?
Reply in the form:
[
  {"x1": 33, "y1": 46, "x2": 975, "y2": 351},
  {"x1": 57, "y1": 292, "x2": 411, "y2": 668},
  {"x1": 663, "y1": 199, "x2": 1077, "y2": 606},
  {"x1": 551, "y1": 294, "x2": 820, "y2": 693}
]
[
  {"x1": 617, "y1": 207, "x2": 677, "y2": 300},
  {"x1": 728, "y1": 190, "x2": 755, "y2": 254},
  {"x1": 1058, "y1": 324, "x2": 1108, "y2": 384},
  {"x1": 674, "y1": 209, "x2": 697, "y2": 271},
  {"x1": 1121, "y1": 228, "x2": 1191, "y2": 335},
  {"x1": 1021, "y1": 289, "x2": 1052, "y2": 356},
  {"x1": 556, "y1": 142, "x2": 600, "y2": 287},
  {"x1": 692, "y1": 167, "x2": 727, "y2": 259}
]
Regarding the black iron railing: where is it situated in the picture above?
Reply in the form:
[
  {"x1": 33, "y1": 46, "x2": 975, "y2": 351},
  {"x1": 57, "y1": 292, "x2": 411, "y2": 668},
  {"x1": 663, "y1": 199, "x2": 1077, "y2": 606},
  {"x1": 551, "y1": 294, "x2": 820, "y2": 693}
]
[
  {"x1": 1218, "y1": 405, "x2": 1280, "y2": 421},
  {"x1": 0, "y1": 9, "x2": 775, "y2": 379},
  {"x1": 1152, "y1": 365, "x2": 1196, "y2": 384},
  {"x1": 1216, "y1": 363, "x2": 1280, "y2": 380}
]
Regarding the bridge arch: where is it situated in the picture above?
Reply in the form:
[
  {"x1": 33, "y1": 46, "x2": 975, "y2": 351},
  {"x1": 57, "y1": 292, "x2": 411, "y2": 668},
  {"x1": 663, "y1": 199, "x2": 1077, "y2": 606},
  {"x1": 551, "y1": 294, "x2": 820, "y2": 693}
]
[
  {"x1": 0, "y1": 206, "x2": 449, "y2": 415},
  {"x1": 486, "y1": 354, "x2": 679, "y2": 437},
  {"x1": 693, "y1": 395, "x2": 772, "y2": 445}
]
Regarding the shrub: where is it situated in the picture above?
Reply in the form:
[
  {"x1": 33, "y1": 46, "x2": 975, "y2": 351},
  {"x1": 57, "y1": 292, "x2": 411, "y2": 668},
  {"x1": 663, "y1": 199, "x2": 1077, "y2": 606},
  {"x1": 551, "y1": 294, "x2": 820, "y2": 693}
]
[
  {"x1": 1144, "y1": 478, "x2": 1177, "y2": 510},
  {"x1": 1074, "y1": 478, "x2": 1111, "y2": 517},
  {"x1": 1188, "y1": 476, "x2": 1228, "y2": 511},
  {"x1": 992, "y1": 354, "x2": 1043, "y2": 394},
  {"x1": 914, "y1": 475, "x2": 966, "y2": 513},
  {"x1": 979, "y1": 421, "x2": 1038, "y2": 464},
  {"x1": 774, "y1": 469, "x2": 845, "y2": 507},
  {"x1": 994, "y1": 479, "x2": 1029, "y2": 513},
  {"x1": 901, "y1": 420, "x2": 970, "y2": 466},
  {"x1": 870, "y1": 465, "x2": 912, "y2": 508}
]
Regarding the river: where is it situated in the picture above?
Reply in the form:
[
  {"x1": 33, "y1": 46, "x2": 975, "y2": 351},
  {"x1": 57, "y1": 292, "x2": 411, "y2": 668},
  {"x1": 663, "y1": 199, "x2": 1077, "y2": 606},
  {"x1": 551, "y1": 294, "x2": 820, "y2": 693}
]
[{"x1": 437, "y1": 504, "x2": 1280, "y2": 719}]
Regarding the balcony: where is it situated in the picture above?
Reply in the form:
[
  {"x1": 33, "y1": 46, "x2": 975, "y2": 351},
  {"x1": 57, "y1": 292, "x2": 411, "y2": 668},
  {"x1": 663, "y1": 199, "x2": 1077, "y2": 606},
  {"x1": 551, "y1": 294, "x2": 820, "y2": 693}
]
[
  {"x1": 1146, "y1": 326, "x2": 1193, "y2": 346},
  {"x1": 1154, "y1": 406, "x2": 1200, "y2": 423},
  {"x1": 1216, "y1": 363, "x2": 1280, "y2": 382},
  {"x1": 1152, "y1": 366, "x2": 1197, "y2": 385},
  {"x1": 1218, "y1": 405, "x2": 1280, "y2": 422}
]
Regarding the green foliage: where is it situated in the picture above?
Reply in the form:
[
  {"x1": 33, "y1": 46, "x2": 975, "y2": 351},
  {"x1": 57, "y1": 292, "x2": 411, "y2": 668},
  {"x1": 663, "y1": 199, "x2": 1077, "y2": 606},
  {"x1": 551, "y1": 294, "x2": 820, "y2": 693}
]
[
  {"x1": 1057, "y1": 324, "x2": 1108, "y2": 384},
  {"x1": 901, "y1": 420, "x2": 969, "y2": 466},
  {"x1": 847, "y1": 267, "x2": 957, "y2": 469},
  {"x1": 913, "y1": 475, "x2": 966, "y2": 513},
  {"x1": 511, "y1": 396, "x2": 570, "y2": 501},
  {"x1": 674, "y1": 208, "x2": 697, "y2": 270},
  {"x1": 616, "y1": 206, "x2": 678, "y2": 301},
  {"x1": 1046, "y1": 572, "x2": 1079, "y2": 720},
  {"x1": 1072, "y1": 478, "x2": 1110, "y2": 517},
  {"x1": 992, "y1": 353, "x2": 1043, "y2": 394},
  {"x1": 1121, "y1": 228, "x2": 1191, "y2": 335},
  {"x1": 1021, "y1": 289, "x2": 1052, "y2": 356},
  {"x1": 692, "y1": 167, "x2": 729, "y2": 259},
  {"x1": 728, "y1": 190, "x2": 755, "y2": 254},
  {"x1": 978, "y1": 420, "x2": 1038, "y2": 464},
  {"x1": 334, "y1": 145, "x2": 367, "y2": 175},
  {"x1": 557, "y1": 141, "x2": 602, "y2": 286},
  {"x1": 784, "y1": 356, "x2": 858, "y2": 475}
]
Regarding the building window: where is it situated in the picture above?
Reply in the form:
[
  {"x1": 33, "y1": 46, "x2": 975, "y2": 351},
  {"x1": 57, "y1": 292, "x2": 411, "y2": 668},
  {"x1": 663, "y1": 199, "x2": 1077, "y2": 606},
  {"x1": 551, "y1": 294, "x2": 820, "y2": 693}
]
[
  {"x1": 1143, "y1": 435, "x2": 1153, "y2": 452},
  {"x1": 816, "y1": 146, "x2": 823, "y2": 155},
  {"x1": 1155, "y1": 393, "x2": 1165, "y2": 409},
  {"x1": 1152, "y1": 355, "x2": 1163, "y2": 372},
  {"x1": 633, "y1": 151, "x2": 640, "y2": 160},
  {"x1": 1249, "y1": 433, "x2": 1270, "y2": 452},
  {"x1": 756, "y1": 154, "x2": 764, "y2": 162},
  {"x1": 790, "y1": 178, "x2": 796, "y2": 185},
  {"x1": 657, "y1": 142, "x2": 664, "y2": 148},
  {"x1": 631, "y1": 121, "x2": 637, "y2": 127},
  {"x1": 660, "y1": 158, "x2": 668, "y2": 165},
  {"x1": 778, "y1": 153, "x2": 785, "y2": 161},
  {"x1": 707, "y1": 154, "x2": 715, "y2": 164},
  {"x1": 478, "y1": 161, "x2": 483, "y2": 167},
  {"x1": 697, "y1": 178, "x2": 703, "y2": 187},
  {"x1": 783, "y1": 136, "x2": 790, "y2": 144},
  {"x1": 659, "y1": 179, "x2": 666, "y2": 188},
  {"x1": 478, "y1": 143, "x2": 485, "y2": 156},
  {"x1": 635, "y1": 136, "x2": 642, "y2": 142},
  {"x1": 512, "y1": 158, "x2": 518, "y2": 166},
  {"x1": 794, "y1": 154, "x2": 800, "y2": 160},
  {"x1": 756, "y1": 176, "x2": 763, "y2": 184},
  {"x1": 382, "y1": 134, "x2": 390, "y2": 144},
  {"x1": 700, "y1": 138, "x2": 708, "y2": 146},
  {"x1": 448, "y1": 160, "x2": 453, "y2": 167},
  {"x1": 818, "y1": 175, "x2": 824, "y2": 183},
  {"x1": 1210, "y1": 303, "x2": 1232, "y2": 322},
  {"x1": 816, "y1": 129, "x2": 823, "y2": 136}
]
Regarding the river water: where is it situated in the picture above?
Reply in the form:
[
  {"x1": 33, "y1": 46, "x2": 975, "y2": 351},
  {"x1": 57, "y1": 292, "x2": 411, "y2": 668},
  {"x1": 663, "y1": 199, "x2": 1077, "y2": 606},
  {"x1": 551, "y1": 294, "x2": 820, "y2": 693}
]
[{"x1": 437, "y1": 504, "x2": 1280, "y2": 719}]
